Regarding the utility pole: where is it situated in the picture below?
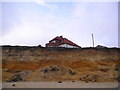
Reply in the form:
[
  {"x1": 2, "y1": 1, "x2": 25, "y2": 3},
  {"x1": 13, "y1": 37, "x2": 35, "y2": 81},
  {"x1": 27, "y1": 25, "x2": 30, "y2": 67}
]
[{"x1": 92, "y1": 34, "x2": 94, "y2": 47}]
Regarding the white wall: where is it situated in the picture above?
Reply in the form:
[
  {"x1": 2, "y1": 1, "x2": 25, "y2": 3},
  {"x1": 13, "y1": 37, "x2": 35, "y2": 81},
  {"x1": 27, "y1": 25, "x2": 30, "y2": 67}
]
[{"x1": 58, "y1": 44, "x2": 79, "y2": 48}]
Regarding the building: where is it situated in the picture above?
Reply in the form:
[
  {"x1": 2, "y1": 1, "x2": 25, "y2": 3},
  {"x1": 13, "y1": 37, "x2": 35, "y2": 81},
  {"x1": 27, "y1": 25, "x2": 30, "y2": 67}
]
[
  {"x1": 46, "y1": 36, "x2": 81, "y2": 48},
  {"x1": 96, "y1": 45, "x2": 107, "y2": 48}
]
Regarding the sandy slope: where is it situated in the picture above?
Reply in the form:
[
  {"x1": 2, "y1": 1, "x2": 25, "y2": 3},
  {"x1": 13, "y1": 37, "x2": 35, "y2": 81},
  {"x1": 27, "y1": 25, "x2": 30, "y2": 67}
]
[
  {"x1": 2, "y1": 47, "x2": 119, "y2": 82},
  {"x1": 2, "y1": 82, "x2": 119, "y2": 88}
]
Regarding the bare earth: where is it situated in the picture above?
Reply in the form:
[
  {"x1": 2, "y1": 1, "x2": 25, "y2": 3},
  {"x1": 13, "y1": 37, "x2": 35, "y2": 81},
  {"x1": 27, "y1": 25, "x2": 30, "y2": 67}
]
[{"x1": 2, "y1": 82, "x2": 119, "y2": 88}]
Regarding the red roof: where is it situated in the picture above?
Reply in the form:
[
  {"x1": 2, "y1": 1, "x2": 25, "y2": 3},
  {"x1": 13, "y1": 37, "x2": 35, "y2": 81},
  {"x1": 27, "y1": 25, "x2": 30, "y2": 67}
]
[
  {"x1": 46, "y1": 36, "x2": 80, "y2": 47},
  {"x1": 61, "y1": 37, "x2": 80, "y2": 47}
]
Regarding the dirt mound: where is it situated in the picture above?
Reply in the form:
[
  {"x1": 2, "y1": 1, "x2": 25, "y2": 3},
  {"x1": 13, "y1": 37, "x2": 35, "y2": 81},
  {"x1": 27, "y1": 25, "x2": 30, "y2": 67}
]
[
  {"x1": 8, "y1": 70, "x2": 32, "y2": 82},
  {"x1": 41, "y1": 65, "x2": 76, "y2": 77},
  {"x1": 30, "y1": 65, "x2": 76, "y2": 81}
]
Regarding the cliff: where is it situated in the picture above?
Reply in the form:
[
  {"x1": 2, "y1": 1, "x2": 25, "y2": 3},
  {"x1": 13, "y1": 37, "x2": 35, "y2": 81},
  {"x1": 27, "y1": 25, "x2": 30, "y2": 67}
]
[{"x1": 2, "y1": 46, "x2": 120, "y2": 82}]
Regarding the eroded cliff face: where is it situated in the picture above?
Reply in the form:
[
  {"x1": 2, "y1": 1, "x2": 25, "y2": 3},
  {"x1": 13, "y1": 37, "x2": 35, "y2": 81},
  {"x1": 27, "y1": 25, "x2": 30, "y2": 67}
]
[{"x1": 2, "y1": 46, "x2": 120, "y2": 82}]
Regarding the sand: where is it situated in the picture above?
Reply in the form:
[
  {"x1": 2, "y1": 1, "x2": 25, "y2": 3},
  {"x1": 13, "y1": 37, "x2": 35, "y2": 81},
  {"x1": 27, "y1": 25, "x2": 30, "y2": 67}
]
[{"x1": 2, "y1": 81, "x2": 119, "y2": 88}]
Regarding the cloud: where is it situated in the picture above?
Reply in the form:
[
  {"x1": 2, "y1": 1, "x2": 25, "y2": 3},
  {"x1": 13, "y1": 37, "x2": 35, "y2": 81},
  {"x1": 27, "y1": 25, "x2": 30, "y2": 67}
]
[
  {"x1": 71, "y1": 2, "x2": 118, "y2": 47},
  {"x1": 2, "y1": 8, "x2": 69, "y2": 46},
  {"x1": 1, "y1": 2, "x2": 118, "y2": 47},
  {"x1": 34, "y1": 0, "x2": 57, "y2": 10}
]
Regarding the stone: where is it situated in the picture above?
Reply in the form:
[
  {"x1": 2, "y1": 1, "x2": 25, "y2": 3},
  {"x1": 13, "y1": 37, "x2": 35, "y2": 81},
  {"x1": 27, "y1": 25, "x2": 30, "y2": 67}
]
[
  {"x1": 12, "y1": 84, "x2": 15, "y2": 86},
  {"x1": 58, "y1": 81, "x2": 62, "y2": 83}
]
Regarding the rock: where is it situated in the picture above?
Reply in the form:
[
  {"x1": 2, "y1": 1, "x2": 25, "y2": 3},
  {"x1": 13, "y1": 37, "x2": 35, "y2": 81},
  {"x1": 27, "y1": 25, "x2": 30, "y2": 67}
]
[
  {"x1": 12, "y1": 84, "x2": 15, "y2": 86},
  {"x1": 115, "y1": 65, "x2": 120, "y2": 71},
  {"x1": 85, "y1": 81, "x2": 88, "y2": 83},
  {"x1": 40, "y1": 65, "x2": 76, "y2": 79},
  {"x1": 10, "y1": 74, "x2": 22, "y2": 82},
  {"x1": 42, "y1": 69, "x2": 48, "y2": 74},
  {"x1": 116, "y1": 77, "x2": 120, "y2": 82},
  {"x1": 68, "y1": 70, "x2": 76, "y2": 75},
  {"x1": 80, "y1": 74, "x2": 99, "y2": 83},
  {"x1": 9, "y1": 70, "x2": 32, "y2": 82},
  {"x1": 99, "y1": 67, "x2": 109, "y2": 72},
  {"x1": 99, "y1": 69, "x2": 108, "y2": 72},
  {"x1": 58, "y1": 81, "x2": 62, "y2": 83}
]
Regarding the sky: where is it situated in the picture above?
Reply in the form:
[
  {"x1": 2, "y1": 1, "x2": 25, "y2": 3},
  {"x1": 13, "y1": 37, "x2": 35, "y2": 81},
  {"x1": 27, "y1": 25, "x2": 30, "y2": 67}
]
[{"x1": 0, "y1": 1, "x2": 118, "y2": 47}]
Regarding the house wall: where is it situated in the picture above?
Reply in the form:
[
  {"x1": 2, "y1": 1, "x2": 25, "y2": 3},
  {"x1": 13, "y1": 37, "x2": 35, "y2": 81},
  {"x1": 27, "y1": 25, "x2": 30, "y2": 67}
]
[{"x1": 58, "y1": 44, "x2": 79, "y2": 48}]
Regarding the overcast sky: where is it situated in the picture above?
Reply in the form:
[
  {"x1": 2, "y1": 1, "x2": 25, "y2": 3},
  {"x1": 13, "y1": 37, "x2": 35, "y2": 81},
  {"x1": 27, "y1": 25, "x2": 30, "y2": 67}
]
[{"x1": 0, "y1": 1, "x2": 118, "y2": 47}]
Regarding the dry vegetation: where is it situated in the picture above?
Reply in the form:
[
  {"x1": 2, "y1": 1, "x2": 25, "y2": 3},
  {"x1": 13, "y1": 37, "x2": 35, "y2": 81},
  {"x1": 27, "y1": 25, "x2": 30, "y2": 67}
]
[{"x1": 2, "y1": 46, "x2": 120, "y2": 82}]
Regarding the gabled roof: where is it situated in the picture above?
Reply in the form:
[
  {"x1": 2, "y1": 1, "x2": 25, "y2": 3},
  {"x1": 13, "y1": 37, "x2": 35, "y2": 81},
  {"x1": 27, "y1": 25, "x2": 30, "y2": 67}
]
[
  {"x1": 61, "y1": 38, "x2": 80, "y2": 47},
  {"x1": 49, "y1": 36, "x2": 80, "y2": 47}
]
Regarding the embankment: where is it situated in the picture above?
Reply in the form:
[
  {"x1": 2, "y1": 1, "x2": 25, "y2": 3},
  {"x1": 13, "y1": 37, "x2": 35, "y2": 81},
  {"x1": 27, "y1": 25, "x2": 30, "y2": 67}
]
[{"x1": 2, "y1": 46, "x2": 120, "y2": 82}]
